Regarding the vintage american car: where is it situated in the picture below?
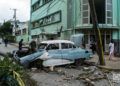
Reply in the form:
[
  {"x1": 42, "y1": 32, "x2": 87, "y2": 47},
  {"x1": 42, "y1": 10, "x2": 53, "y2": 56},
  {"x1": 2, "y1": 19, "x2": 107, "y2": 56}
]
[{"x1": 13, "y1": 40, "x2": 92, "y2": 68}]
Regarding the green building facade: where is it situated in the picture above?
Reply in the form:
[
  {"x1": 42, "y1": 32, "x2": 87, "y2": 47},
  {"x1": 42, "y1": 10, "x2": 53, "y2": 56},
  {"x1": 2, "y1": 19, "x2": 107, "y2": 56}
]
[
  {"x1": 30, "y1": 0, "x2": 120, "y2": 53},
  {"x1": 15, "y1": 21, "x2": 29, "y2": 43}
]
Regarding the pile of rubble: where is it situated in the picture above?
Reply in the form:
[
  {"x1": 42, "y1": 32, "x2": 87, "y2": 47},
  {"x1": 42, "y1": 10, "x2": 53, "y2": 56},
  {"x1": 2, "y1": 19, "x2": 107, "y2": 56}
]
[{"x1": 29, "y1": 61, "x2": 120, "y2": 86}]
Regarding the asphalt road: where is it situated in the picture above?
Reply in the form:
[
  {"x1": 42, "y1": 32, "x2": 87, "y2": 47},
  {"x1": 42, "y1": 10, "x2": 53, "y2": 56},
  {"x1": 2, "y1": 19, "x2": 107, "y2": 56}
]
[{"x1": 0, "y1": 43, "x2": 18, "y2": 54}]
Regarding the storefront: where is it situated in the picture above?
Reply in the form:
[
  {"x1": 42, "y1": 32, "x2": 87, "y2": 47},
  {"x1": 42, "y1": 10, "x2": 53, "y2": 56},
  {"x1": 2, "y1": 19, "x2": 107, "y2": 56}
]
[{"x1": 75, "y1": 28, "x2": 118, "y2": 53}]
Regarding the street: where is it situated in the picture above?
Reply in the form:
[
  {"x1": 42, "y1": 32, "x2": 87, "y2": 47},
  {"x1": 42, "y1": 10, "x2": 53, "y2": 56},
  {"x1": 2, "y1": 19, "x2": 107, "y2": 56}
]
[
  {"x1": 0, "y1": 43, "x2": 18, "y2": 54},
  {"x1": 1, "y1": 0, "x2": 120, "y2": 86}
]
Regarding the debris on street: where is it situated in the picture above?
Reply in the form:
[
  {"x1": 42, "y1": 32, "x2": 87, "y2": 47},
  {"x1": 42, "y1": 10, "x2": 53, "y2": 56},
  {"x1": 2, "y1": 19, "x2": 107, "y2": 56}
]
[{"x1": 28, "y1": 58, "x2": 120, "y2": 86}]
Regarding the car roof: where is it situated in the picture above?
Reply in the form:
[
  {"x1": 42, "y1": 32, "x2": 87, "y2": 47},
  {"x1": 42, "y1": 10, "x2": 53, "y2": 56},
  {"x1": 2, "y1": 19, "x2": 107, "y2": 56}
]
[{"x1": 41, "y1": 40, "x2": 74, "y2": 44}]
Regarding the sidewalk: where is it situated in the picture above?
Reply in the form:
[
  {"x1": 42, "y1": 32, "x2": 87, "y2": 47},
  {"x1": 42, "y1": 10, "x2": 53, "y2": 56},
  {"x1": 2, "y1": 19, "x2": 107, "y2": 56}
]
[
  {"x1": 88, "y1": 54, "x2": 120, "y2": 70},
  {"x1": 10, "y1": 43, "x2": 29, "y2": 47},
  {"x1": 9, "y1": 43, "x2": 18, "y2": 47}
]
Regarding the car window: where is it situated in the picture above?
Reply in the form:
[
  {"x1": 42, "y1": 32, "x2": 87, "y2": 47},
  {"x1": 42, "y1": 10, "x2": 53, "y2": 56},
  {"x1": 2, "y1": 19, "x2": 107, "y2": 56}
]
[
  {"x1": 68, "y1": 43, "x2": 76, "y2": 48},
  {"x1": 61, "y1": 43, "x2": 69, "y2": 49},
  {"x1": 46, "y1": 43, "x2": 59, "y2": 50},
  {"x1": 68, "y1": 43, "x2": 73, "y2": 48},
  {"x1": 73, "y1": 45, "x2": 76, "y2": 48},
  {"x1": 61, "y1": 43, "x2": 76, "y2": 49},
  {"x1": 38, "y1": 43, "x2": 47, "y2": 49}
]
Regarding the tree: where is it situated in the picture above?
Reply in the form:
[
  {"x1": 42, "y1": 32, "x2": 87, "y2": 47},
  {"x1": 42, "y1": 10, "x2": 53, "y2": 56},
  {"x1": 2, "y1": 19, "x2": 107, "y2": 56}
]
[{"x1": 0, "y1": 21, "x2": 13, "y2": 38}]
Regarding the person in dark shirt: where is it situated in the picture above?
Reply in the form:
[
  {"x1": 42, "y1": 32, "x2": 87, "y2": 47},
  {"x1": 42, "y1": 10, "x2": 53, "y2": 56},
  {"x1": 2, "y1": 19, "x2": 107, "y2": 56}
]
[
  {"x1": 4, "y1": 38, "x2": 8, "y2": 47},
  {"x1": 19, "y1": 39, "x2": 23, "y2": 50},
  {"x1": 90, "y1": 41, "x2": 96, "y2": 54},
  {"x1": 29, "y1": 39, "x2": 37, "y2": 53}
]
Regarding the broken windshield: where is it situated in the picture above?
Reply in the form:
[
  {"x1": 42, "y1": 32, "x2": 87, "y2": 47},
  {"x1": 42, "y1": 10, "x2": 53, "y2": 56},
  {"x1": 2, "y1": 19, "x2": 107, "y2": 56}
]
[{"x1": 38, "y1": 43, "x2": 47, "y2": 49}]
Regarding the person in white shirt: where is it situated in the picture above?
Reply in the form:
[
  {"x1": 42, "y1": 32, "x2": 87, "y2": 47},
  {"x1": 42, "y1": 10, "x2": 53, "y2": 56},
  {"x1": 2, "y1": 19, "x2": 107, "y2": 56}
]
[{"x1": 109, "y1": 40, "x2": 114, "y2": 60}]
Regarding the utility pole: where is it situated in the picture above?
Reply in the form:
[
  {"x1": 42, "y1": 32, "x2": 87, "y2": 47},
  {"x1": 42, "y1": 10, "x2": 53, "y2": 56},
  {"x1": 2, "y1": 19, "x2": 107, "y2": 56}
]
[
  {"x1": 88, "y1": 0, "x2": 105, "y2": 65},
  {"x1": 10, "y1": 8, "x2": 17, "y2": 36}
]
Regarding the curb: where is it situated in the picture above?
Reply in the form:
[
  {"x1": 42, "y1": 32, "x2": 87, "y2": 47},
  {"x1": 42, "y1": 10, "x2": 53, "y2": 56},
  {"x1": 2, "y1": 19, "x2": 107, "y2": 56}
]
[
  {"x1": 9, "y1": 43, "x2": 18, "y2": 47},
  {"x1": 97, "y1": 65, "x2": 120, "y2": 71}
]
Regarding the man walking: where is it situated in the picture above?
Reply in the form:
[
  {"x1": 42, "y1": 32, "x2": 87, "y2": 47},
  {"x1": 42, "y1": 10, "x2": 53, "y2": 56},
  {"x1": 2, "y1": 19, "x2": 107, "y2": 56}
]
[
  {"x1": 109, "y1": 40, "x2": 115, "y2": 60},
  {"x1": 4, "y1": 38, "x2": 8, "y2": 47},
  {"x1": 19, "y1": 39, "x2": 23, "y2": 50}
]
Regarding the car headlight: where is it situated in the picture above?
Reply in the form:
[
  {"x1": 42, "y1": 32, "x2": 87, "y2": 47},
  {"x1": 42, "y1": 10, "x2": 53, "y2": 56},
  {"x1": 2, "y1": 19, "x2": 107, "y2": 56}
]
[{"x1": 85, "y1": 51, "x2": 88, "y2": 53}]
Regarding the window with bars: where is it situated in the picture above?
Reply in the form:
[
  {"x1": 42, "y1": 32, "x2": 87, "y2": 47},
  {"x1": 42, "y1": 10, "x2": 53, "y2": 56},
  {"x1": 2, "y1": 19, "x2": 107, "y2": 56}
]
[
  {"x1": 81, "y1": 0, "x2": 89, "y2": 24},
  {"x1": 106, "y1": 0, "x2": 113, "y2": 24},
  {"x1": 32, "y1": 0, "x2": 53, "y2": 12}
]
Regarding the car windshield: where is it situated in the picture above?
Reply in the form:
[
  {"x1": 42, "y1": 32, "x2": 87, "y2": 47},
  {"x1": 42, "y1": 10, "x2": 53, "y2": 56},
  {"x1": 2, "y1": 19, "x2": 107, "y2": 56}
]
[{"x1": 38, "y1": 43, "x2": 47, "y2": 49}]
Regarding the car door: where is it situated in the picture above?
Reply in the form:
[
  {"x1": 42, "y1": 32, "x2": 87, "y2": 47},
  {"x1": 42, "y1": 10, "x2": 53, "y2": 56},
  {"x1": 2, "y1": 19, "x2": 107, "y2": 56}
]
[
  {"x1": 60, "y1": 43, "x2": 75, "y2": 60},
  {"x1": 68, "y1": 43, "x2": 81, "y2": 60},
  {"x1": 46, "y1": 43, "x2": 62, "y2": 59}
]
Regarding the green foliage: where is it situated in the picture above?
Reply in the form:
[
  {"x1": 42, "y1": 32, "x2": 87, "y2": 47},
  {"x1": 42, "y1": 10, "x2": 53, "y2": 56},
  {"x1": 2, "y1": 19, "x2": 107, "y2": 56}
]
[
  {"x1": 0, "y1": 56, "x2": 22, "y2": 86},
  {"x1": 0, "y1": 21, "x2": 13, "y2": 38},
  {"x1": 0, "y1": 54, "x2": 37, "y2": 86}
]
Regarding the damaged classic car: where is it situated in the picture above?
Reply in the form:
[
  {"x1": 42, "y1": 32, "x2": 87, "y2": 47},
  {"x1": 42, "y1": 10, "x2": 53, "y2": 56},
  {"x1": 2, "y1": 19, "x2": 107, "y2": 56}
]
[{"x1": 13, "y1": 40, "x2": 92, "y2": 68}]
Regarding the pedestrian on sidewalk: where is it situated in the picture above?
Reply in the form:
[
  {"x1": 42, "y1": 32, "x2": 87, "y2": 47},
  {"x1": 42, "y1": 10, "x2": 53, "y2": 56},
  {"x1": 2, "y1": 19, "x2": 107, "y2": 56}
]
[
  {"x1": 90, "y1": 40, "x2": 96, "y2": 54},
  {"x1": 19, "y1": 39, "x2": 23, "y2": 50},
  {"x1": 109, "y1": 39, "x2": 115, "y2": 60},
  {"x1": 4, "y1": 38, "x2": 8, "y2": 47},
  {"x1": 29, "y1": 39, "x2": 37, "y2": 53}
]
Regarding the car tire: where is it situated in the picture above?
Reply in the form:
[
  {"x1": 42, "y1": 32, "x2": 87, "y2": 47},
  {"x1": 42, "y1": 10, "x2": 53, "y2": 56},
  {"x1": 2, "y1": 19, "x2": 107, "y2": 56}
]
[
  {"x1": 74, "y1": 58, "x2": 85, "y2": 66},
  {"x1": 28, "y1": 60, "x2": 43, "y2": 69}
]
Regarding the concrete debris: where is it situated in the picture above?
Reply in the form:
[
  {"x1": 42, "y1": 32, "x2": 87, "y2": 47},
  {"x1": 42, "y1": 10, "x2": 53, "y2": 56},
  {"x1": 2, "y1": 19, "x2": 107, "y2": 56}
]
[
  {"x1": 106, "y1": 74, "x2": 113, "y2": 86},
  {"x1": 83, "y1": 67, "x2": 90, "y2": 71},
  {"x1": 49, "y1": 66, "x2": 54, "y2": 71},
  {"x1": 84, "y1": 78, "x2": 95, "y2": 86},
  {"x1": 76, "y1": 66, "x2": 113, "y2": 86},
  {"x1": 31, "y1": 67, "x2": 37, "y2": 72},
  {"x1": 63, "y1": 84, "x2": 68, "y2": 86}
]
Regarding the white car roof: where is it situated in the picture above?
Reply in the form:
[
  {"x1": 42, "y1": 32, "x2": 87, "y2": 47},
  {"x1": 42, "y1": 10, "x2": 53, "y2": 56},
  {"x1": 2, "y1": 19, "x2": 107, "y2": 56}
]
[{"x1": 41, "y1": 40, "x2": 74, "y2": 44}]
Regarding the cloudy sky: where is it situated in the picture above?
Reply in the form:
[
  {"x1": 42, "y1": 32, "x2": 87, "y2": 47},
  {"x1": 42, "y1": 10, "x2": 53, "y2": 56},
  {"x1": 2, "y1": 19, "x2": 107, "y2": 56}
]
[{"x1": 0, "y1": 0, "x2": 30, "y2": 23}]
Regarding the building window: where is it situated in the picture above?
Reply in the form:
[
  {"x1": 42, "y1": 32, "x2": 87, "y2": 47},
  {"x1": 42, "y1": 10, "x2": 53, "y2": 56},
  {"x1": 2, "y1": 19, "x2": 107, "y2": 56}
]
[
  {"x1": 32, "y1": 1, "x2": 40, "y2": 12},
  {"x1": 32, "y1": 0, "x2": 53, "y2": 12},
  {"x1": 83, "y1": 18, "x2": 88, "y2": 24},
  {"x1": 83, "y1": 11, "x2": 88, "y2": 17},
  {"x1": 43, "y1": 0, "x2": 52, "y2": 5},
  {"x1": 107, "y1": 11, "x2": 112, "y2": 17},
  {"x1": 81, "y1": 0, "x2": 89, "y2": 24},
  {"x1": 106, "y1": 0, "x2": 112, "y2": 24},
  {"x1": 83, "y1": 5, "x2": 88, "y2": 10},
  {"x1": 107, "y1": 0, "x2": 112, "y2": 4},
  {"x1": 107, "y1": 18, "x2": 112, "y2": 24},
  {"x1": 16, "y1": 30, "x2": 21, "y2": 36},
  {"x1": 83, "y1": 0, "x2": 88, "y2": 4},
  {"x1": 23, "y1": 28, "x2": 27, "y2": 35}
]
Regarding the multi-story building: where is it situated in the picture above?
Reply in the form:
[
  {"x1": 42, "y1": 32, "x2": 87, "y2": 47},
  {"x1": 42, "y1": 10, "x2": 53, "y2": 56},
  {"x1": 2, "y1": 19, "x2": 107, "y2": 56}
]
[
  {"x1": 30, "y1": 0, "x2": 68, "y2": 42},
  {"x1": 15, "y1": 21, "x2": 29, "y2": 43},
  {"x1": 11, "y1": 20, "x2": 29, "y2": 43},
  {"x1": 30, "y1": 0, "x2": 120, "y2": 53}
]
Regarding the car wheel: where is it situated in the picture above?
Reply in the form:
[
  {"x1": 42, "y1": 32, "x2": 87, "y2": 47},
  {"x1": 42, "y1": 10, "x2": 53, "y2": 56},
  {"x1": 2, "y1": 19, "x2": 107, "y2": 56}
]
[
  {"x1": 74, "y1": 58, "x2": 85, "y2": 66},
  {"x1": 28, "y1": 60, "x2": 43, "y2": 69}
]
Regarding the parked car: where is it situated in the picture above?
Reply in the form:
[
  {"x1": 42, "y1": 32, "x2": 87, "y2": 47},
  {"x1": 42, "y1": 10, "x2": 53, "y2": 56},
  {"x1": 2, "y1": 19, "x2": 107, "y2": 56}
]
[{"x1": 13, "y1": 40, "x2": 92, "y2": 68}]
